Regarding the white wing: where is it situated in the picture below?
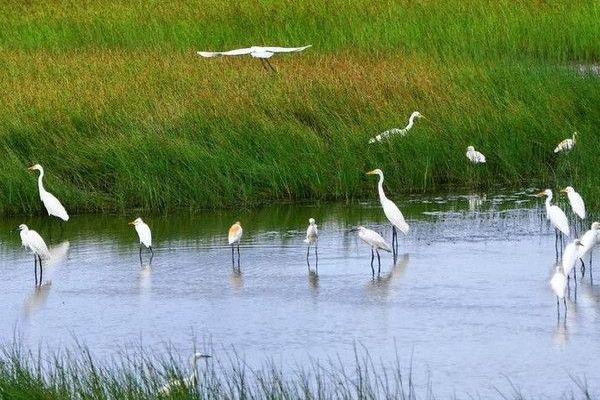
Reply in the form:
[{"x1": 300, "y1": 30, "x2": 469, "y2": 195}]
[
  {"x1": 197, "y1": 47, "x2": 254, "y2": 57},
  {"x1": 259, "y1": 45, "x2": 312, "y2": 53},
  {"x1": 561, "y1": 241, "x2": 579, "y2": 276},
  {"x1": 550, "y1": 270, "x2": 566, "y2": 299},
  {"x1": 567, "y1": 191, "x2": 585, "y2": 219},
  {"x1": 27, "y1": 230, "x2": 50, "y2": 259},
  {"x1": 578, "y1": 230, "x2": 597, "y2": 258},
  {"x1": 305, "y1": 225, "x2": 318, "y2": 243},
  {"x1": 382, "y1": 198, "x2": 409, "y2": 234},
  {"x1": 548, "y1": 205, "x2": 569, "y2": 236},
  {"x1": 41, "y1": 191, "x2": 69, "y2": 221},
  {"x1": 359, "y1": 229, "x2": 392, "y2": 252},
  {"x1": 554, "y1": 138, "x2": 573, "y2": 153},
  {"x1": 368, "y1": 128, "x2": 405, "y2": 143},
  {"x1": 136, "y1": 223, "x2": 152, "y2": 247}
]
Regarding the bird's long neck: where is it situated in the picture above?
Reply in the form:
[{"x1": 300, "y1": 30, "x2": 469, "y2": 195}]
[
  {"x1": 405, "y1": 114, "x2": 416, "y2": 131},
  {"x1": 377, "y1": 174, "x2": 387, "y2": 202},
  {"x1": 545, "y1": 193, "x2": 552, "y2": 210},
  {"x1": 37, "y1": 169, "x2": 47, "y2": 196}
]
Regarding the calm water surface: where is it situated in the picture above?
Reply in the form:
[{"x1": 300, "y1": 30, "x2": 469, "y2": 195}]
[{"x1": 0, "y1": 189, "x2": 599, "y2": 398}]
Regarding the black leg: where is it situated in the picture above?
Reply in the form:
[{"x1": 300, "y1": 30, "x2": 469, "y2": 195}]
[
  {"x1": 139, "y1": 244, "x2": 143, "y2": 265},
  {"x1": 306, "y1": 246, "x2": 310, "y2": 270},
  {"x1": 563, "y1": 297, "x2": 567, "y2": 318},
  {"x1": 580, "y1": 258, "x2": 586, "y2": 278},
  {"x1": 315, "y1": 246, "x2": 318, "y2": 275},
  {"x1": 265, "y1": 59, "x2": 277, "y2": 73},
  {"x1": 370, "y1": 249, "x2": 375, "y2": 276},
  {"x1": 34, "y1": 255, "x2": 38, "y2": 286},
  {"x1": 377, "y1": 249, "x2": 381, "y2": 275},
  {"x1": 231, "y1": 245, "x2": 235, "y2": 267},
  {"x1": 554, "y1": 231, "x2": 559, "y2": 261},
  {"x1": 149, "y1": 247, "x2": 154, "y2": 265},
  {"x1": 38, "y1": 255, "x2": 43, "y2": 285},
  {"x1": 556, "y1": 296, "x2": 560, "y2": 319}
]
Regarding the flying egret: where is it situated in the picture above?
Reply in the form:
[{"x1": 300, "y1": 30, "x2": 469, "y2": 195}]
[
  {"x1": 28, "y1": 164, "x2": 69, "y2": 221},
  {"x1": 197, "y1": 45, "x2": 312, "y2": 72},
  {"x1": 356, "y1": 226, "x2": 392, "y2": 276},
  {"x1": 536, "y1": 189, "x2": 569, "y2": 254},
  {"x1": 304, "y1": 218, "x2": 318, "y2": 271},
  {"x1": 368, "y1": 111, "x2": 423, "y2": 143},
  {"x1": 466, "y1": 146, "x2": 486, "y2": 164},
  {"x1": 562, "y1": 239, "x2": 583, "y2": 292},
  {"x1": 561, "y1": 186, "x2": 585, "y2": 235},
  {"x1": 578, "y1": 221, "x2": 600, "y2": 277},
  {"x1": 550, "y1": 265, "x2": 567, "y2": 318},
  {"x1": 554, "y1": 132, "x2": 577, "y2": 154},
  {"x1": 158, "y1": 353, "x2": 211, "y2": 395},
  {"x1": 128, "y1": 218, "x2": 153, "y2": 264},
  {"x1": 366, "y1": 169, "x2": 408, "y2": 256},
  {"x1": 18, "y1": 224, "x2": 50, "y2": 286},
  {"x1": 228, "y1": 221, "x2": 243, "y2": 267}
]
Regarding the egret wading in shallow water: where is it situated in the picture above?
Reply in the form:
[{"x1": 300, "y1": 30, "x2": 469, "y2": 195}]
[
  {"x1": 368, "y1": 111, "x2": 423, "y2": 143},
  {"x1": 554, "y1": 132, "x2": 577, "y2": 154},
  {"x1": 304, "y1": 218, "x2": 318, "y2": 272},
  {"x1": 28, "y1": 164, "x2": 69, "y2": 222},
  {"x1": 356, "y1": 226, "x2": 392, "y2": 276},
  {"x1": 550, "y1": 264, "x2": 567, "y2": 319},
  {"x1": 228, "y1": 221, "x2": 243, "y2": 268},
  {"x1": 561, "y1": 186, "x2": 585, "y2": 235},
  {"x1": 466, "y1": 146, "x2": 486, "y2": 164},
  {"x1": 536, "y1": 189, "x2": 569, "y2": 256},
  {"x1": 18, "y1": 224, "x2": 50, "y2": 286},
  {"x1": 128, "y1": 218, "x2": 153, "y2": 264},
  {"x1": 366, "y1": 169, "x2": 408, "y2": 257},
  {"x1": 562, "y1": 239, "x2": 583, "y2": 294},
  {"x1": 578, "y1": 222, "x2": 600, "y2": 278},
  {"x1": 158, "y1": 353, "x2": 211, "y2": 395},
  {"x1": 197, "y1": 45, "x2": 312, "y2": 72}
]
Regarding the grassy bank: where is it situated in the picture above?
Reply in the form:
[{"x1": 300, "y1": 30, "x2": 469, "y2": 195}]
[{"x1": 0, "y1": 1, "x2": 599, "y2": 215}]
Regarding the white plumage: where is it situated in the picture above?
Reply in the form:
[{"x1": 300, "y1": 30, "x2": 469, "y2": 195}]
[
  {"x1": 366, "y1": 169, "x2": 409, "y2": 235},
  {"x1": 158, "y1": 353, "x2": 211, "y2": 395},
  {"x1": 368, "y1": 111, "x2": 423, "y2": 143},
  {"x1": 19, "y1": 224, "x2": 50, "y2": 260},
  {"x1": 357, "y1": 226, "x2": 392, "y2": 252},
  {"x1": 129, "y1": 217, "x2": 152, "y2": 248},
  {"x1": 28, "y1": 164, "x2": 69, "y2": 221},
  {"x1": 550, "y1": 265, "x2": 567, "y2": 300},
  {"x1": 197, "y1": 45, "x2": 312, "y2": 59},
  {"x1": 554, "y1": 132, "x2": 577, "y2": 153},
  {"x1": 537, "y1": 189, "x2": 569, "y2": 236},
  {"x1": 561, "y1": 186, "x2": 585, "y2": 220},
  {"x1": 578, "y1": 222, "x2": 600, "y2": 259},
  {"x1": 466, "y1": 146, "x2": 486, "y2": 164},
  {"x1": 228, "y1": 221, "x2": 243, "y2": 245},
  {"x1": 304, "y1": 218, "x2": 318, "y2": 245},
  {"x1": 562, "y1": 239, "x2": 582, "y2": 278}
]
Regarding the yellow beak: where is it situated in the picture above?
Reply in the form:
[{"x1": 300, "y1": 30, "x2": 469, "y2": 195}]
[
  {"x1": 535, "y1": 191, "x2": 546, "y2": 197},
  {"x1": 559, "y1": 188, "x2": 567, "y2": 193},
  {"x1": 27, "y1": 166, "x2": 35, "y2": 171},
  {"x1": 366, "y1": 170, "x2": 377, "y2": 175},
  {"x1": 128, "y1": 221, "x2": 135, "y2": 225}
]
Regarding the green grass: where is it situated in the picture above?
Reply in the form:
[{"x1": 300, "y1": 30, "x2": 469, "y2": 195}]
[{"x1": 0, "y1": 1, "x2": 599, "y2": 215}]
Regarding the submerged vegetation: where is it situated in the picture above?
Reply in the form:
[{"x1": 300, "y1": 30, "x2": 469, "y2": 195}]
[{"x1": 0, "y1": 0, "x2": 599, "y2": 214}]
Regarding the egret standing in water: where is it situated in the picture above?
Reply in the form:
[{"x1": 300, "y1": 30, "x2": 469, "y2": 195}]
[
  {"x1": 562, "y1": 239, "x2": 583, "y2": 293},
  {"x1": 128, "y1": 218, "x2": 153, "y2": 264},
  {"x1": 368, "y1": 111, "x2": 423, "y2": 143},
  {"x1": 466, "y1": 146, "x2": 486, "y2": 164},
  {"x1": 578, "y1": 221, "x2": 600, "y2": 278},
  {"x1": 304, "y1": 218, "x2": 318, "y2": 272},
  {"x1": 158, "y1": 353, "x2": 211, "y2": 395},
  {"x1": 197, "y1": 45, "x2": 312, "y2": 72},
  {"x1": 561, "y1": 186, "x2": 585, "y2": 235},
  {"x1": 554, "y1": 132, "x2": 577, "y2": 154},
  {"x1": 28, "y1": 164, "x2": 69, "y2": 221},
  {"x1": 536, "y1": 189, "x2": 569, "y2": 255},
  {"x1": 18, "y1": 224, "x2": 50, "y2": 286},
  {"x1": 366, "y1": 169, "x2": 409, "y2": 256},
  {"x1": 356, "y1": 226, "x2": 392, "y2": 276},
  {"x1": 550, "y1": 265, "x2": 567, "y2": 319},
  {"x1": 228, "y1": 221, "x2": 243, "y2": 268}
]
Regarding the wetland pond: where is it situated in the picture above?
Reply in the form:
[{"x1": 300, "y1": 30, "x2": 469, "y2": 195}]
[{"x1": 0, "y1": 189, "x2": 599, "y2": 398}]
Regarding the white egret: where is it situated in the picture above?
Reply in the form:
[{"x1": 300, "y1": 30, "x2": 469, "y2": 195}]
[
  {"x1": 304, "y1": 218, "x2": 318, "y2": 270},
  {"x1": 128, "y1": 218, "x2": 153, "y2": 263},
  {"x1": 28, "y1": 164, "x2": 69, "y2": 221},
  {"x1": 554, "y1": 132, "x2": 577, "y2": 154},
  {"x1": 561, "y1": 186, "x2": 585, "y2": 235},
  {"x1": 368, "y1": 111, "x2": 423, "y2": 143},
  {"x1": 578, "y1": 221, "x2": 600, "y2": 277},
  {"x1": 197, "y1": 45, "x2": 312, "y2": 72},
  {"x1": 228, "y1": 221, "x2": 243, "y2": 267},
  {"x1": 466, "y1": 146, "x2": 486, "y2": 164},
  {"x1": 18, "y1": 224, "x2": 50, "y2": 286},
  {"x1": 366, "y1": 169, "x2": 408, "y2": 255},
  {"x1": 158, "y1": 353, "x2": 211, "y2": 395},
  {"x1": 550, "y1": 265, "x2": 567, "y2": 318},
  {"x1": 536, "y1": 189, "x2": 569, "y2": 252},
  {"x1": 562, "y1": 239, "x2": 583, "y2": 292},
  {"x1": 356, "y1": 226, "x2": 392, "y2": 276}
]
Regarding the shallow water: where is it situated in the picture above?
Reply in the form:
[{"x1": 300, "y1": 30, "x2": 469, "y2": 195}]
[{"x1": 0, "y1": 189, "x2": 599, "y2": 398}]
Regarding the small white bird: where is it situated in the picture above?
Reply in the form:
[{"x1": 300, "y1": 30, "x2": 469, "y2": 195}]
[
  {"x1": 536, "y1": 189, "x2": 569, "y2": 247},
  {"x1": 562, "y1": 239, "x2": 583, "y2": 280},
  {"x1": 578, "y1": 221, "x2": 600, "y2": 275},
  {"x1": 304, "y1": 218, "x2": 318, "y2": 269},
  {"x1": 466, "y1": 146, "x2": 486, "y2": 164},
  {"x1": 28, "y1": 164, "x2": 69, "y2": 221},
  {"x1": 550, "y1": 264, "x2": 567, "y2": 317},
  {"x1": 368, "y1": 111, "x2": 423, "y2": 143},
  {"x1": 158, "y1": 353, "x2": 211, "y2": 395},
  {"x1": 128, "y1": 218, "x2": 153, "y2": 262},
  {"x1": 554, "y1": 132, "x2": 577, "y2": 154},
  {"x1": 197, "y1": 45, "x2": 312, "y2": 72},
  {"x1": 561, "y1": 186, "x2": 585, "y2": 220},
  {"x1": 18, "y1": 224, "x2": 50, "y2": 286},
  {"x1": 366, "y1": 169, "x2": 408, "y2": 255},
  {"x1": 228, "y1": 221, "x2": 243, "y2": 266},
  {"x1": 356, "y1": 226, "x2": 392, "y2": 276}
]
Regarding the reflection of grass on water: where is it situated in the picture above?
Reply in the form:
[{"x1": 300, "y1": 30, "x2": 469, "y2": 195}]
[{"x1": 0, "y1": 343, "x2": 594, "y2": 399}]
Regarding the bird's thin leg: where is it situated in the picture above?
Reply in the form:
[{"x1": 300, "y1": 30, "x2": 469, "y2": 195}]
[
  {"x1": 573, "y1": 269, "x2": 578, "y2": 301},
  {"x1": 139, "y1": 244, "x2": 143, "y2": 265},
  {"x1": 556, "y1": 296, "x2": 560, "y2": 319},
  {"x1": 38, "y1": 255, "x2": 43, "y2": 285},
  {"x1": 265, "y1": 59, "x2": 277, "y2": 73},
  {"x1": 315, "y1": 246, "x2": 318, "y2": 275},
  {"x1": 237, "y1": 243, "x2": 241, "y2": 270},
  {"x1": 580, "y1": 258, "x2": 586, "y2": 278},
  {"x1": 34, "y1": 255, "x2": 38, "y2": 286},
  {"x1": 567, "y1": 275, "x2": 571, "y2": 297},
  {"x1": 590, "y1": 253, "x2": 594, "y2": 284},
  {"x1": 377, "y1": 250, "x2": 381, "y2": 276},
  {"x1": 259, "y1": 59, "x2": 270, "y2": 72},
  {"x1": 563, "y1": 297, "x2": 567, "y2": 318},
  {"x1": 306, "y1": 246, "x2": 311, "y2": 271},
  {"x1": 370, "y1": 249, "x2": 375, "y2": 276},
  {"x1": 231, "y1": 244, "x2": 235, "y2": 267},
  {"x1": 149, "y1": 247, "x2": 154, "y2": 265},
  {"x1": 554, "y1": 231, "x2": 559, "y2": 261}
]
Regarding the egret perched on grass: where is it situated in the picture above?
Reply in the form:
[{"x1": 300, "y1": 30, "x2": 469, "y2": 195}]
[
  {"x1": 550, "y1": 265, "x2": 567, "y2": 318},
  {"x1": 578, "y1": 221, "x2": 600, "y2": 277},
  {"x1": 554, "y1": 132, "x2": 577, "y2": 154},
  {"x1": 466, "y1": 146, "x2": 486, "y2": 164},
  {"x1": 368, "y1": 111, "x2": 423, "y2": 143},
  {"x1": 28, "y1": 164, "x2": 69, "y2": 221},
  {"x1": 304, "y1": 218, "x2": 318, "y2": 271},
  {"x1": 158, "y1": 353, "x2": 211, "y2": 395},
  {"x1": 228, "y1": 221, "x2": 243, "y2": 267},
  {"x1": 561, "y1": 186, "x2": 585, "y2": 235},
  {"x1": 536, "y1": 189, "x2": 569, "y2": 254},
  {"x1": 197, "y1": 45, "x2": 312, "y2": 72},
  {"x1": 18, "y1": 224, "x2": 50, "y2": 286},
  {"x1": 366, "y1": 169, "x2": 408, "y2": 255},
  {"x1": 356, "y1": 226, "x2": 392, "y2": 276},
  {"x1": 128, "y1": 218, "x2": 153, "y2": 264}
]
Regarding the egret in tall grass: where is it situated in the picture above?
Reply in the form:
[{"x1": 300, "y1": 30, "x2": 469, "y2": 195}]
[
  {"x1": 128, "y1": 218, "x2": 153, "y2": 264},
  {"x1": 554, "y1": 132, "x2": 577, "y2": 154},
  {"x1": 18, "y1": 224, "x2": 50, "y2": 286},
  {"x1": 356, "y1": 226, "x2": 392, "y2": 276},
  {"x1": 550, "y1": 264, "x2": 567, "y2": 319},
  {"x1": 466, "y1": 146, "x2": 486, "y2": 164},
  {"x1": 197, "y1": 45, "x2": 312, "y2": 72},
  {"x1": 561, "y1": 186, "x2": 585, "y2": 235},
  {"x1": 578, "y1": 221, "x2": 600, "y2": 278},
  {"x1": 158, "y1": 353, "x2": 211, "y2": 395},
  {"x1": 228, "y1": 221, "x2": 243, "y2": 267},
  {"x1": 304, "y1": 218, "x2": 318, "y2": 271},
  {"x1": 28, "y1": 164, "x2": 69, "y2": 221},
  {"x1": 366, "y1": 169, "x2": 408, "y2": 255},
  {"x1": 368, "y1": 111, "x2": 423, "y2": 143},
  {"x1": 536, "y1": 189, "x2": 569, "y2": 254}
]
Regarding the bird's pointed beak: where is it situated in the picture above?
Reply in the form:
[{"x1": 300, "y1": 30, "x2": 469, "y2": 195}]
[
  {"x1": 535, "y1": 191, "x2": 546, "y2": 197},
  {"x1": 560, "y1": 188, "x2": 567, "y2": 193},
  {"x1": 366, "y1": 170, "x2": 376, "y2": 175},
  {"x1": 27, "y1": 166, "x2": 35, "y2": 171},
  {"x1": 128, "y1": 221, "x2": 135, "y2": 225}
]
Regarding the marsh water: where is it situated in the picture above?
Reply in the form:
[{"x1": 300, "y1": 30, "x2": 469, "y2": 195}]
[{"x1": 0, "y1": 189, "x2": 599, "y2": 398}]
